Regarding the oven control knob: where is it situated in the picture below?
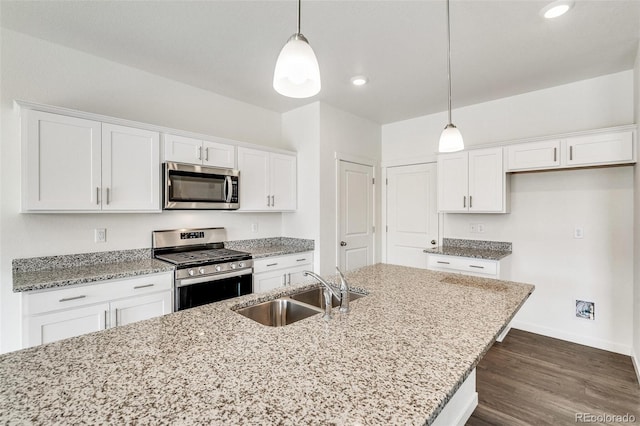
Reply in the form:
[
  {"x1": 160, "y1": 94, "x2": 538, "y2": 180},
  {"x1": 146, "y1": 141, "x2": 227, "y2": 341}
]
[
  {"x1": 199, "y1": 268, "x2": 205, "y2": 275},
  {"x1": 188, "y1": 269, "x2": 195, "y2": 276},
  {"x1": 230, "y1": 263, "x2": 236, "y2": 270},
  {"x1": 239, "y1": 262, "x2": 245, "y2": 268},
  {"x1": 215, "y1": 265, "x2": 222, "y2": 272}
]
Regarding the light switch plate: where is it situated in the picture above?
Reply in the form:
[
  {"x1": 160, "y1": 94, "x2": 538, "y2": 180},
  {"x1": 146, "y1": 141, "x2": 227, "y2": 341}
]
[{"x1": 95, "y1": 228, "x2": 106, "y2": 243}]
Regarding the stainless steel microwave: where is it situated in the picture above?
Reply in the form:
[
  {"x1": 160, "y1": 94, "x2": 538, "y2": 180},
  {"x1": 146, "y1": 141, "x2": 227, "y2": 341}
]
[{"x1": 163, "y1": 162, "x2": 239, "y2": 210}]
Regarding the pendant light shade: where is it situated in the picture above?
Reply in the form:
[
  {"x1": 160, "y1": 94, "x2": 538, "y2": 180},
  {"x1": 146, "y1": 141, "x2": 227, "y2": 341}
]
[
  {"x1": 439, "y1": 0, "x2": 464, "y2": 153},
  {"x1": 273, "y1": 0, "x2": 321, "y2": 98}
]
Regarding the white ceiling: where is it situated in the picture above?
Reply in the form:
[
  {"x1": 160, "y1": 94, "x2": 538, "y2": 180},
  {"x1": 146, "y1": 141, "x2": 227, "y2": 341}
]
[{"x1": 1, "y1": 1, "x2": 639, "y2": 124}]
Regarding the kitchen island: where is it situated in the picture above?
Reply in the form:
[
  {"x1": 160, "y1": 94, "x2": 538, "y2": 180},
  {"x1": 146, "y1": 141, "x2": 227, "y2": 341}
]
[{"x1": 0, "y1": 263, "x2": 533, "y2": 425}]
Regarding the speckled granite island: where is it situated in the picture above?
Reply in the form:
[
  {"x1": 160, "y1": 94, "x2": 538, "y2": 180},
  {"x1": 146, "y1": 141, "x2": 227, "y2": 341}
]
[{"x1": 0, "y1": 264, "x2": 533, "y2": 425}]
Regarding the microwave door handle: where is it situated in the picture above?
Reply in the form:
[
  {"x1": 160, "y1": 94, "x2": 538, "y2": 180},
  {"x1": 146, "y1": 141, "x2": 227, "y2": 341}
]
[{"x1": 224, "y1": 176, "x2": 232, "y2": 203}]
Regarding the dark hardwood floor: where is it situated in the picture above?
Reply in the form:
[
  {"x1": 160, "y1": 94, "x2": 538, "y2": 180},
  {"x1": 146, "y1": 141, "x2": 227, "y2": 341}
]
[{"x1": 467, "y1": 329, "x2": 640, "y2": 425}]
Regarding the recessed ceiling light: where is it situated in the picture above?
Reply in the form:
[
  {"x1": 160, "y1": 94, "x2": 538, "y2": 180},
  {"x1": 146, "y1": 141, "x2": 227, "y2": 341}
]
[
  {"x1": 540, "y1": 0, "x2": 574, "y2": 19},
  {"x1": 350, "y1": 76, "x2": 369, "y2": 86}
]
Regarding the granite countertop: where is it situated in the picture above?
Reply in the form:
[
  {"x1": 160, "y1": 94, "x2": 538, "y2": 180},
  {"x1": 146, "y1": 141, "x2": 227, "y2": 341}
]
[
  {"x1": 0, "y1": 263, "x2": 534, "y2": 425},
  {"x1": 424, "y1": 238, "x2": 513, "y2": 261},
  {"x1": 12, "y1": 249, "x2": 174, "y2": 293},
  {"x1": 225, "y1": 236, "x2": 314, "y2": 259}
]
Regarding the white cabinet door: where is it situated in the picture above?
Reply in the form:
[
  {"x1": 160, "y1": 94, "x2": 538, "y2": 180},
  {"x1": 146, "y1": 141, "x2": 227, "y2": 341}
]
[
  {"x1": 238, "y1": 147, "x2": 270, "y2": 210},
  {"x1": 505, "y1": 140, "x2": 561, "y2": 171},
  {"x1": 468, "y1": 148, "x2": 504, "y2": 213},
  {"x1": 110, "y1": 291, "x2": 172, "y2": 327},
  {"x1": 254, "y1": 270, "x2": 286, "y2": 293},
  {"x1": 23, "y1": 110, "x2": 102, "y2": 211},
  {"x1": 286, "y1": 265, "x2": 312, "y2": 286},
  {"x1": 203, "y1": 140, "x2": 235, "y2": 169},
  {"x1": 564, "y1": 131, "x2": 634, "y2": 167},
  {"x1": 437, "y1": 152, "x2": 468, "y2": 212},
  {"x1": 102, "y1": 124, "x2": 160, "y2": 212},
  {"x1": 163, "y1": 133, "x2": 202, "y2": 164},
  {"x1": 270, "y1": 153, "x2": 297, "y2": 211},
  {"x1": 27, "y1": 303, "x2": 109, "y2": 347}
]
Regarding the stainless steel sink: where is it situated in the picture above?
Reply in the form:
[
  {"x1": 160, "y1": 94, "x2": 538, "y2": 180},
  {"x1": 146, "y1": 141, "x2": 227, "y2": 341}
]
[
  {"x1": 289, "y1": 288, "x2": 366, "y2": 309},
  {"x1": 235, "y1": 299, "x2": 322, "y2": 327}
]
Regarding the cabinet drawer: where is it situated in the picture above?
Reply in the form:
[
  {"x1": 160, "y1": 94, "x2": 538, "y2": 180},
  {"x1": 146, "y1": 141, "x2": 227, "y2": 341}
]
[
  {"x1": 253, "y1": 252, "x2": 313, "y2": 273},
  {"x1": 563, "y1": 131, "x2": 634, "y2": 167},
  {"x1": 505, "y1": 140, "x2": 561, "y2": 171},
  {"x1": 427, "y1": 255, "x2": 498, "y2": 276},
  {"x1": 25, "y1": 272, "x2": 173, "y2": 315}
]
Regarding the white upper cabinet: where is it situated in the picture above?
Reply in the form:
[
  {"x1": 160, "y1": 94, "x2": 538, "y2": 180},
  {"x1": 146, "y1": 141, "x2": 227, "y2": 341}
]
[
  {"x1": 563, "y1": 131, "x2": 633, "y2": 167},
  {"x1": 505, "y1": 139, "x2": 561, "y2": 172},
  {"x1": 163, "y1": 133, "x2": 235, "y2": 169},
  {"x1": 22, "y1": 109, "x2": 160, "y2": 213},
  {"x1": 23, "y1": 110, "x2": 102, "y2": 211},
  {"x1": 102, "y1": 124, "x2": 160, "y2": 211},
  {"x1": 505, "y1": 129, "x2": 634, "y2": 172},
  {"x1": 237, "y1": 147, "x2": 297, "y2": 211},
  {"x1": 438, "y1": 147, "x2": 507, "y2": 214}
]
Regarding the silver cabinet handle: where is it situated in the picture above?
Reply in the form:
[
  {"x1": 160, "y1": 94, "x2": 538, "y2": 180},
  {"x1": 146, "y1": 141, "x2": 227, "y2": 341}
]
[
  {"x1": 281, "y1": 274, "x2": 286, "y2": 286},
  {"x1": 267, "y1": 195, "x2": 271, "y2": 207},
  {"x1": 59, "y1": 295, "x2": 86, "y2": 302},
  {"x1": 106, "y1": 187, "x2": 110, "y2": 205},
  {"x1": 288, "y1": 273, "x2": 291, "y2": 285},
  {"x1": 469, "y1": 195, "x2": 473, "y2": 208},
  {"x1": 114, "y1": 308, "x2": 119, "y2": 327},
  {"x1": 205, "y1": 147, "x2": 209, "y2": 161},
  {"x1": 569, "y1": 145, "x2": 573, "y2": 161},
  {"x1": 134, "y1": 284, "x2": 154, "y2": 290},
  {"x1": 470, "y1": 265, "x2": 485, "y2": 269},
  {"x1": 271, "y1": 195, "x2": 275, "y2": 207},
  {"x1": 198, "y1": 146, "x2": 202, "y2": 160},
  {"x1": 96, "y1": 187, "x2": 100, "y2": 205},
  {"x1": 104, "y1": 310, "x2": 109, "y2": 329},
  {"x1": 296, "y1": 258, "x2": 307, "y2": 262},
  {"x1": 436, "y1": 261, "x2": 450, "y2": 264},
  {"x1": 553, "y1": 147, "x2": 557, "y2": 162},
  {"x1": 267, "y1": 263, "x2": 278, "y2": 267},
  {"x1": 463, "y1": 196, "x2": 466, "y2": 208}
]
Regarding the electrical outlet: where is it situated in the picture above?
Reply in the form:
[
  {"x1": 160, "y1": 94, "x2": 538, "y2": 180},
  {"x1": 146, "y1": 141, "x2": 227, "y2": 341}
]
[
  {"x1": 251, "y1": 222, "x2": 259, "y2": 233},
  {"x1": 576, "y1": 300, "x2": 594, "y2": 320},
  {"x1": 469, "y1": 223, "x2": 477, "y2": 233},
  {"x1": 477, "y1": 223, "x2": 485, "y2": 233},
  {"x1": 95, "y1": 228, "x2": 106, "y2": 243},
  {"x1": 574, "y1": 226, "x2": 584, "y2": 239}
]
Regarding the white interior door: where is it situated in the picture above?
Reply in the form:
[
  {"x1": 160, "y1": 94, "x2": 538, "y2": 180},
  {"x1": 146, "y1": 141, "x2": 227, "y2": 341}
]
[
  {"x1": 386, "y1": 163, "x2": 438, "y2": 268},
  {"x1": 338, "y1": 160, "x2": 374, "y2": 272}
]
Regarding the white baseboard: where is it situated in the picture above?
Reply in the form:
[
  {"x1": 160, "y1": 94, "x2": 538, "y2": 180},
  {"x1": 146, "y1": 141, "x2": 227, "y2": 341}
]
[
  {"x1": 632, "y1": 350, "x2": 640, "y2": 385},
  {"x1": 511, "y1": 320, "x2": 631, "y2": 356}
]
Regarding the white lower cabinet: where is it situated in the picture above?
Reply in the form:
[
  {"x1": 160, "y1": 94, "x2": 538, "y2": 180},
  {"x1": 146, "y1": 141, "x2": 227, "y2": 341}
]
[
  {"x1": 253, "y1": 252, "x2": 313, "y2": 293},
  {"x1": 23, "y1": 272, "x2": 172, "y2": 348}
]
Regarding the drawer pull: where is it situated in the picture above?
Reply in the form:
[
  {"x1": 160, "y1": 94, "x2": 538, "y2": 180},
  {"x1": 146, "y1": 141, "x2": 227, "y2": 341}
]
[
  {"x1": 296, "y1": 258, "x2": 307, "y2": 262},
  {"x1": 469, "y1": 265, "x2": 485, "y2": 269},
  {"x1": 437, "y1": 261, "x2": 450, "y2": 265},
  {"x1": 267, "y1": 263, "x2": 278, "y2": 267},
  {"x1": 134, "y1": 284, "x2": 155, "y2": 290},
  {"x1": 59, "y1": 295, "x2": 86, "y2": 303}
]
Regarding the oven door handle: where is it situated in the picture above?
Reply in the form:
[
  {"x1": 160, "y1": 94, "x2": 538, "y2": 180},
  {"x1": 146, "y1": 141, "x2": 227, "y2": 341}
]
[
  {"x1": 176, "y1": 269, "x2": 252, "y2": 287},
  {"x1": 224, "y1": 176, "x2": 232, "y2": 203}
]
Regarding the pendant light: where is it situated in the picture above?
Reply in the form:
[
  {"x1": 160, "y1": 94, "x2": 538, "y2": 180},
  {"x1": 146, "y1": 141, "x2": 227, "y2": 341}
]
[
  {"x1": 273, "y1": 0, "x2": 321, "y2": 98},
  {"x1": 439, "y1": 0, "x2": 464, "y2": 153}
]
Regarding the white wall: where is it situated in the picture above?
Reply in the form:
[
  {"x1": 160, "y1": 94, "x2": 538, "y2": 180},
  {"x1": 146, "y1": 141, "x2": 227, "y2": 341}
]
[
  {"x1": 281, "y1": 103, "x2": 322, "y2": 272},
  {"x1": 0, "y1": 29, "x2": 285, "y2": 353},
  {"x1": 282, "y1": 102, "x2": 382, "y2": 275},
  {"x1": 382, "y1": 71, "x2": 635, "y2": 354}
]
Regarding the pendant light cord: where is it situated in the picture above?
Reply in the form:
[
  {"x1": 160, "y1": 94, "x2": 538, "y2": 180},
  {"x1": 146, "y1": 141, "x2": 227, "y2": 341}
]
[
  {"x1": 446, "y1": 0, "x2": 453, "y2": 125},
  {"x1": 297, "y1": 0, "x2": 301, "y2": 35}
]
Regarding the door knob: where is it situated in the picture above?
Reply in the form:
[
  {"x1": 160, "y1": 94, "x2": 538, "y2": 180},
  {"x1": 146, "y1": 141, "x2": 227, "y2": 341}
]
[
  {"x1": 431, "y1": 240, "x2": 437, "y2": 245},
  {"x1": 340, "y1": 241, "x2": 347, "y2": 247}
]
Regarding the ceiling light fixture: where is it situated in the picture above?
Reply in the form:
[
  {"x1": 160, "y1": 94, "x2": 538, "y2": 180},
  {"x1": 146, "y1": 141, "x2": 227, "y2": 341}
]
[
  {"x1": 350, "y1": 76, "x2": 369, "y2": 86},
  {"x1": 540, "y1": 0, "x2": 574, "y2": 19},
  {"x1": 273, "y1": 0, "x2": 321, "y2": 98},
  {"x1": 439, "y1": 0, "x2": 464, "y2": 153}
]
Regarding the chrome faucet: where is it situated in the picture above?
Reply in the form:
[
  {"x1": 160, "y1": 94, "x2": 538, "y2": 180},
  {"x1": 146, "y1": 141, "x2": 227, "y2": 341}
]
[{"x1": 302, "y1": 268, "x2": 350, "y2": 320}]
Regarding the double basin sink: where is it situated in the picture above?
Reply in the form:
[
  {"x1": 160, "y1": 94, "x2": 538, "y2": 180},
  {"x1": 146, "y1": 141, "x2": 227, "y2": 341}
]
[{"x1": 235, "y1": 287, "x2": 366, "y2": 327}]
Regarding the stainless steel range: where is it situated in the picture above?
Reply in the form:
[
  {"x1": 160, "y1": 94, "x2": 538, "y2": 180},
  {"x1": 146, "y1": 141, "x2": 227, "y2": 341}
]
[{"x1": 152, "y1": 227, "x2": 253, "y2": 311}]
